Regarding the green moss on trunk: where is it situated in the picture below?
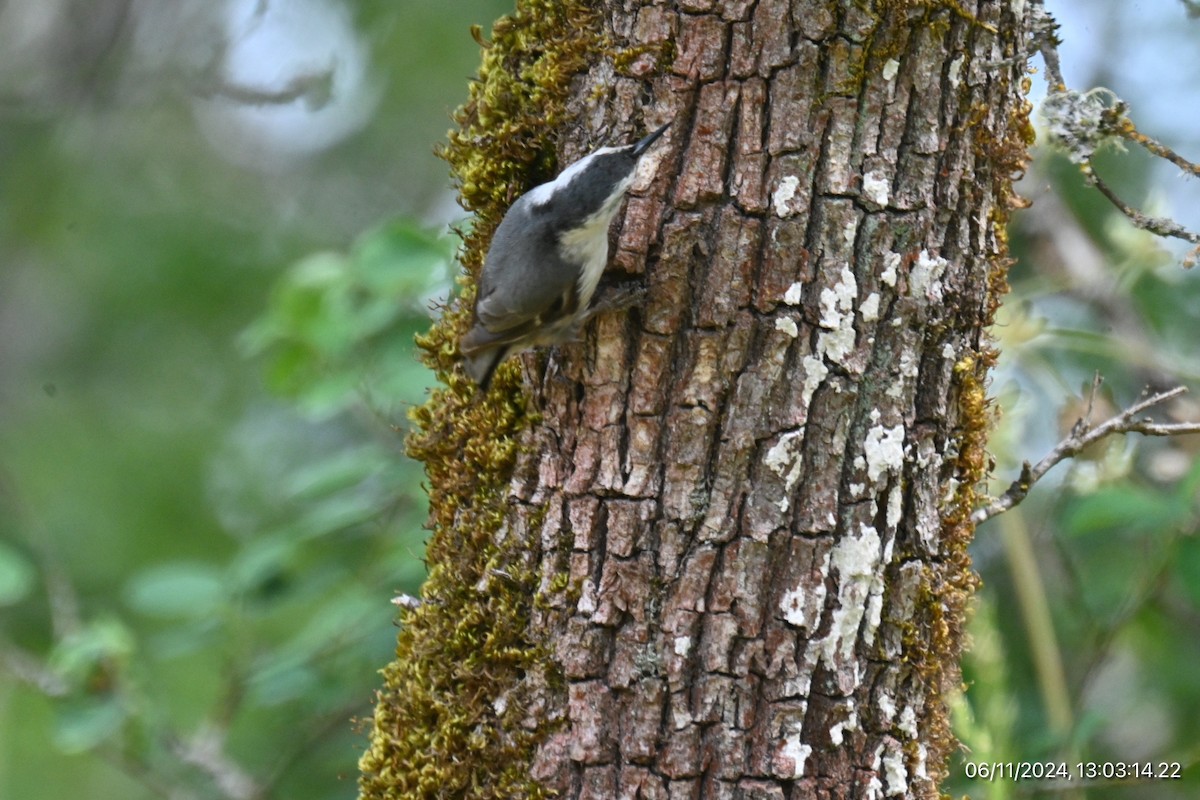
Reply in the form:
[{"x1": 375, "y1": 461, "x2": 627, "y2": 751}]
[{"x1": 358, "y1": 2, "x2": 600, "y2": 798}]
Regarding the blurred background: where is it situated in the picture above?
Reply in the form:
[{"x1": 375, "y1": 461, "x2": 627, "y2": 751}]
[
  {"x1": 0, "y1": 1, "x2": 1197, "y2": 799},
  {"x1": 0, "y1": 1, "x2": 508, "y2": 798},
  {"x1": 954, "y1": 4, "x2": 1200, "y2": 799}
]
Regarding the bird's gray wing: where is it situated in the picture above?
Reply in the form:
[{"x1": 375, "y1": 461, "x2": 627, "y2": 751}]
[{"x1": 473, "y1": 197, "x2": 569, "y2": 335}]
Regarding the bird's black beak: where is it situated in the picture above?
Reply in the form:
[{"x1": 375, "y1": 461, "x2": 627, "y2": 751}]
[{"x1": 632, "y1": 120, "x2": 672, "y2": 157}]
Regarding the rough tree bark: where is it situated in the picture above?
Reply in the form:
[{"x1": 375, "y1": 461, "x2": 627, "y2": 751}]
[{"x1": 360, "y1": 1, "x2": 1035, "y2": 799}]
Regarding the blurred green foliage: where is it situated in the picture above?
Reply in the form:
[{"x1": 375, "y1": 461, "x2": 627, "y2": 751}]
[
  {"x1": 0, "y1": 2, "x2": 507, "y2": 799},
  {"x1": 242, "y1": 222, "x2": 457, "y2": 418}
]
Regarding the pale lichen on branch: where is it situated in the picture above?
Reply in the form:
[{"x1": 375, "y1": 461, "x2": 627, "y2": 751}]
[{"x1": 1033, "y1": 0, "x2": 1200, "y2": 266}]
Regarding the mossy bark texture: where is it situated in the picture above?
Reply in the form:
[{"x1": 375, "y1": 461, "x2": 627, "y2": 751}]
[{"x1": 361, "y1": 1, "x2": 1035, "y2": 798}]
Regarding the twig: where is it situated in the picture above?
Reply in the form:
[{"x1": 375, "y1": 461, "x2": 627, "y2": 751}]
[
  {"x1": 0, "y1": 640, "x2": 68, "y2": 696},
  {"x1": 1031, "y1": 2, "x2": 1066, "y2": 89},
  {"x1": 195, "y1": 63, "x2": 334, "y2": 110},
  {"x1": 1083, "y1": 165, "x2": 1200, "y2": 247},
  {"x1": 973, "y1": 385, "x2": 1200, "y2": 524},
  {"x1": 1034, "y1": 0, "x2": 1200, "y2": 266},
  {"x1": 1110, "y1": 116, "x2": 1200, "y2": 179},
  {"x1": 171, "y1": 725, "x2": 262, "y2": 800}
]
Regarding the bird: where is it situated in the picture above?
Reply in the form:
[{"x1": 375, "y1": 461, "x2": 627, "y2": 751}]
[{"x1": 459, "y1": 121, "x2": 671, "y2": 388}]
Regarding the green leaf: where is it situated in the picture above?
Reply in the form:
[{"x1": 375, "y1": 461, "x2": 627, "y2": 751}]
[
  {"x1": 282, "y1": 444, "x2": 389, "y2": 500},
  {"x1": 1063, "y1": 484, "x2": 1182, "y2": 538},
  {"x1": 284, "y1": 588, "x2": 377, "y2": 659},
  {"x1": 242, "y1": 251, "x2": 353, "y2": 355},
  {"x1": 1174, "y1": 537, "x2": 1200, "y2": 609},
  {"x1": 229, "y1": 536, "x2": 299, "y2": 602},
  {"x1": 287, "y1": 491, "x2": 380, "y2": 540},
  {"x1": 53, "y1": 698, "x2": 127, "y2": 753},
  {"x1": 247, "y1": 657, "x2": 318, "y2": 707},
  {"x1": 49, "y1": 618, "x2": 135, "y2": 686},
  {"x1": 1174, "y1": 454, "x2": 1200, "y2": 506},
  {"x1": 0, "y1": 541, "x2": 36, "y2": 606},
  {"x1": 353, "y1": 221, "x2": 453, "y2": 298},
  {"x1": 123, "y1": 562, "x2": 225, "y2": 619},
  {"x1": 243, "y1": 219, "x2": 451, "y2": 416},
  {"x1": 292, "y1": 366, "x2": 361, "y2": 418}
]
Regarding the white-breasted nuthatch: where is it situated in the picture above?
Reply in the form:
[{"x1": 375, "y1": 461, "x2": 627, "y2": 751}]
[{"x1": 459, "y1": 121, "x2": 671, "y2": 388}]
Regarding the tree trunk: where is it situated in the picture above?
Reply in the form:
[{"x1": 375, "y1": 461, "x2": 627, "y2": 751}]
[{"x1": 360, "y1": 1, "x2": 1035, "y2": 799}]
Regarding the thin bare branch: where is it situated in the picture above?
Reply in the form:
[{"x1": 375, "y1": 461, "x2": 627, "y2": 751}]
[
  {"x1": 1084, "y1": 165, "x2": 1200, "y2": 247},
  {"x1": 974, "y1": 386, "x2": 1200, "y2": 524},
  {"x1": 0, "y1": 640, "x2": 68, "y2": 696},
  {"x1": 1111, "y1": 116, "x2": 1200, "y2": 179},
  {"x1": 1031, "y1": 2, "x2": 1066, "y2": 89},
  {"x1": 172, "y1": 726, "x2": 262, "y2": 800}
]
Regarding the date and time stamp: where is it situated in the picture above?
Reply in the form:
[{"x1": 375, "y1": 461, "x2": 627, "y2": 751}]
[{"x1": 963, "y1": 760, "x2": 1184, "y2": 783}]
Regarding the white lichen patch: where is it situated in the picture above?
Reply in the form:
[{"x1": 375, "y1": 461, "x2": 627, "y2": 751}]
[
  {"x1": 877, "y1": 692, "x2": 897, "y2": 724},
  {"x1": 863, "y1": 424, "x2": 905, "y2": 484},
  {"x1": 775, "y1": 317, "x2": 799, "y2": 337},
  {"x1": 764, "y1": 429, "x2": 806, "y2": 513},
  {"x1": 1042, "y1": 86, "x2": 1125, "y2": 164},
  {"x1": 819, "y1": 266, "x2": 857, "y2": 328},
  {"x1": 882, "y1": 745, "x2": 909, "y2": 796},
  {"x1": 779, "y1": 729, "x2": 812, "y2": 778},
  {"x1": 772, "y1": 175, "x2": 802, "y2": 217},
  {"x1": 673, "y1": 635, "x2": 691, "y2": 657},
  {"x1": 816, "y1": 265, "x2": 859, "y2": 366},
  {"x1": 765, "y1": 431, "x2": 804, "y2": 481},
  {"x1": 886, "y1": 483, "x2": 903, "y2": 529},
  {"x1": 818, "y1": 324, "x2": 856, "y2": 366},
  {"x1": 862, "y1": 170, "x2": 890, "y2": 206},
  {"x1": 820, "y1": 523, "x2": 887, "y2": 670},
  {"x1": 880, "y1": 252, "x2": 900, "y2": 287},
  {"x1": 942, "y1": 342, "x2": 955, "y2": 359},
  {"x1": 784, "y1": 281, "x2": 804, "y2": 305},
  {"x1": 886, "y1": 350, "x2": 919, "y2": 399},
  {"x1": 782, "y1": 585, "x2": 811, "y2": 628},
  {"x1": 911, "y1": 250, "x2": 948, "y2": 301},
  {"x1": 864, "y1": 565, "x2": 887, "y2": 642},
  {"x1": 780, "y1": 586, "x2": 808, "y2": 627},
  {"x1": 860, "y1": 292, "x2": 881, "y2": 322},
  {"x1": 842, "y1": 217, "x2": 858, "y2": 247},
  {"x1": 801, "y1": 355, "x2": 828, "y2": 410},
  {"x1": 947, "y1": 55, "x2": 964, "y2": 89},
  {"x1": 577, "y1": 579, "x2": 598, "y2": 616},
  {"x1": 829, "y1": 708, "x2": 858, "y2": 746},
  {"x1": 780, "y1": 559, "x2": 827, "y2": 633},
  {"x1": 882, "y1": 58, "x2": 900, "y2": 81},
  {"x1": 914, "y1": 744, "x2": 929, "y2": 781},
  {"x1": 898, "y1": 705, "x2": 918, "y2": 738}
]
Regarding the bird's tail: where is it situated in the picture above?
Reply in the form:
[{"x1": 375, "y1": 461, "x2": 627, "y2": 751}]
[
  {"x1": 461, "y1": 346, "x2": 509, "y2": 389},
  {"x1": 460, "y1": 324, "x2": 514, "y2": 389}
]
